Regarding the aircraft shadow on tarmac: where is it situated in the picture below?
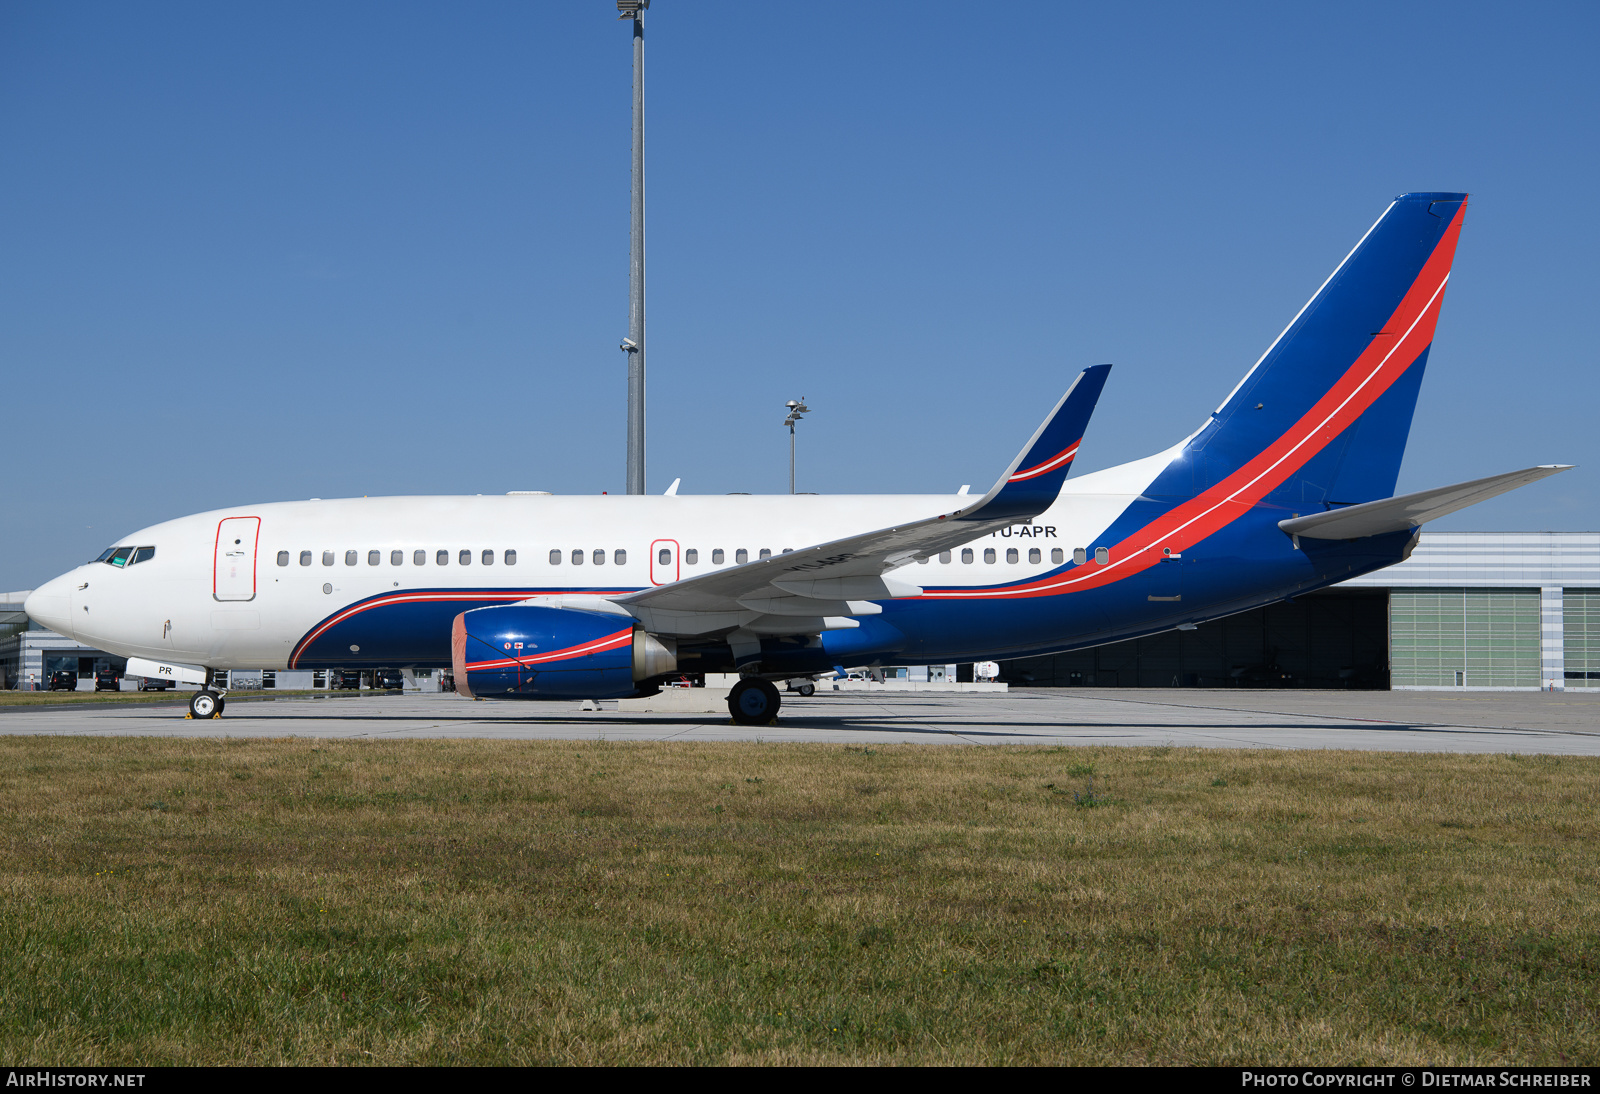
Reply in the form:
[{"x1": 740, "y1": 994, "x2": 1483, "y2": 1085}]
[{"x1": 100, "y1": 706, "x2": 1562, "y2": 741}]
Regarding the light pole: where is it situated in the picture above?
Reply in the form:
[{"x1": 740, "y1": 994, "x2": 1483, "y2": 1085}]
[
  {"x1": 619, "y1": 0, "x2": 648, "y2": 494},
  {"x1": 784, "y1": 398, "x2": 809, "y2": 494}
]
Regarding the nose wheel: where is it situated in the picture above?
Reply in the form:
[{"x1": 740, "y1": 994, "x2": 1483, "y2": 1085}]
[
  {"x1": 727, "y1": 678, "x2": 781, "y2": 726},
  {"x1": 187, "y1": 690, "x2": 225, "y2": 719}
]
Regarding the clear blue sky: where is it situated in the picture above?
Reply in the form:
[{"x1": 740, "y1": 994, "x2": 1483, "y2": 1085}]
[{"x1": 3, "y1": 1, "x2": 1596, "y2": 591}]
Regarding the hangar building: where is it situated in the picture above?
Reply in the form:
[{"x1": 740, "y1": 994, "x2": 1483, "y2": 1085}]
[{"x1": 1000, "y1": 531, "x2": 1600, "y2": 691}]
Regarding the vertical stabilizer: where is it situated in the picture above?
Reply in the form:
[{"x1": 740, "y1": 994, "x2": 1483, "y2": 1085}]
[{"x1": 1154, "y1": 193, "x2": 1467, "y2": 508}]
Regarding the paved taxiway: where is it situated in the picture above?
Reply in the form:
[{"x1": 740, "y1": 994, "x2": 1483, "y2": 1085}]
[{"x1": 4, "y1": 689, "x2": 1600, "y2": 754}]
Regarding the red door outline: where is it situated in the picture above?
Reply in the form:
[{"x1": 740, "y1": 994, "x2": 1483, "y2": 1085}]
[{"x1": 650, "y1": 539, "x2": 680, "y2": 586}]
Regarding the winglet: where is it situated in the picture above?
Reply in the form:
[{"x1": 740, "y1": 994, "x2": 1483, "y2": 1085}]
[{"x1": 956, "y1": 364, "x2": 1112, "y2": 522}]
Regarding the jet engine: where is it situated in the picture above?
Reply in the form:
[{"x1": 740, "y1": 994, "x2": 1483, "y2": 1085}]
[{"x1": 451, "y1": 604, "x2": 676, "y2": 700}]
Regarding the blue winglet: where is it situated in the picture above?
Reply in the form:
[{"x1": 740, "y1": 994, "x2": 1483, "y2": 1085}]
[{"x1": 957, "y1": 364, "x2": 1112, "y2": 523}]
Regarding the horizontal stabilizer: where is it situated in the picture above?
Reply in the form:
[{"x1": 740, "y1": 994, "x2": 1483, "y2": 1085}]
[{"x1": 1278, "y1": 465, "x2": 1572, "y2": 540}]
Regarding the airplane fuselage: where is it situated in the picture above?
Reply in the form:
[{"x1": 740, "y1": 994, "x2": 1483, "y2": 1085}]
[{"x1": 27, "y1": 459, "x2": 1410, "y2": 678}]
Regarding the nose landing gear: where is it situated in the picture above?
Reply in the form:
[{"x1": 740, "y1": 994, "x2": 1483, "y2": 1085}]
[
  {"x1": 187, "y1": 690, "x2": 225, "y2": 719},
  {"x1": 186, "y1": 669, "x2": 228, "y2": 719}
]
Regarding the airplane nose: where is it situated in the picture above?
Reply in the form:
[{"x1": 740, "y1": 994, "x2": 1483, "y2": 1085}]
[{"x1": 25, "y1": 574, "x2": 76, "y2": 639}]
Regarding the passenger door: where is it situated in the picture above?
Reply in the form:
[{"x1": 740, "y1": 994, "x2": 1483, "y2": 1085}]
[{"x1": 214, "y1": 517, "x2": 261, "y2": 602}]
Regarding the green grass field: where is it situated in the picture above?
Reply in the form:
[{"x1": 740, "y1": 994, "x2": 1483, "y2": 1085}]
[{"x1": 1, "y1": 737, "x2": 1596, "y2": 1065}]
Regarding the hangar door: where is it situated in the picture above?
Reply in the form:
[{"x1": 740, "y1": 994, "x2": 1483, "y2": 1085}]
[{"x1": 214, "y1": 517, "x2": 261, "y2": 602}]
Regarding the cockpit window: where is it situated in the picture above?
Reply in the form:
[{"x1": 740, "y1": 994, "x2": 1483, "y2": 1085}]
[
  {"x1": 109, "y1": 547, "x2": 135, "y2": 567},
  {"x1": 94, "y1": 547, "x2": 118, "y2": 563},
  {"x1": 132, "y1": 547, "x2": 155, "y2": 565}
]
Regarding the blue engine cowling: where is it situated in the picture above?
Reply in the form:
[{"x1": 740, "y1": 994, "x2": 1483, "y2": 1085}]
[{"x1": 451, "y1": 605, "x2": 675, "y2": 700}]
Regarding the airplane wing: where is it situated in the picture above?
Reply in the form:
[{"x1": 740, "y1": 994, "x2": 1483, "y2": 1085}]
[{"x1": 615, "y1": 366, "x2": 1111, "y2": 637}]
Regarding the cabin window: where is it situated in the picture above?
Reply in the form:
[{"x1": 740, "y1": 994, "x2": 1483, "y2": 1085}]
[
  {"x1": 505, "y1": 550, "x2": 517, "y2": 565},
  {"x1": 459, "y1": 549, "x2": 472, "y2": 566},
  {"x1": 571, "y1": 549, "x2": 584, "y2": 566},
  {"x1": 437, "y1": 550, "x2": 449, "y2": 566},
  {"x1": 735, "y1": 549, "x2": 748, "y2": 564},
  {"x1": 1073, "y1": 548, "x2": 1087, "y2": 565},
  {"x1": 368, "y1": 550, "x2": 381, "y2": 566},
  {"x1": 613, "y1": 549, "x2": 625, "y2": 566},
  {"x1": 414, "y1": 549, "x2": 426, "y2": 565},
  {"x1": 300, "y1": 551, "x2": 313, "y2": 567},
  {"x1": 323, "y1": 551, "x2": 335, "y2": 567},
  {"x1": 713, "y1": 549, "x2": 725, "y2": 564},
  {"x1": 277, "y1": 551, "x2": 290, "y2": 567},
  {"x1": 1006, "y1": 548, "x2": 1019, "y2": 564},
  {"x1": 1053, "y1": 548, "x2": 1065, "y2": 564},
  {"x1": 759, "y1": 549, "x2": 772, "y2": 560},
  {"x1": 345, "y1": 550, "x2": 357, "y2": 566},
  {"x1": 1028, "y1": 548, "x2": 1041, "y2": 564},
  {"x1": 1095, "y1": 547, "x2": 1109, "y2": 565},
  {"x1": 592, "y1": 549, "x2": 605, "y2": 566},
  {"x1": 916, "y1": 555, "x2": 928, "y2": 564},
  {"x1": 781, "y1": 548, "x2": 793, "y2": 554},
  {"x1": 549, "y1": 549, "x2": 561, "y2": 565},
  {"x1": 984, "y1": 548, "x2": 996, "y2": 564},
  {"x1": 391, "y1": 550, "x2": 404, "y2": 565},
  {"x1": 939, "y1": 551, "x2": 951, "y2": 564},
  {"x1": 658, "y1": 548, "x2": 671, "y2": 566},
  {"x1": 961, "y1": 549, "x2": 973, "y2": 564},
  {"x1": 685, "y1": 549, "x2": 698, "y2": 564},
  {"x1": 483, "y1": 549, "x2": 495, "y2": 566}
]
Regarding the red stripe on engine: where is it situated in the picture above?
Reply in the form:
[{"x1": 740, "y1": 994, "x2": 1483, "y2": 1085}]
[{"x1": 463, "y1": 628, "x2": 634, "y2": 672}]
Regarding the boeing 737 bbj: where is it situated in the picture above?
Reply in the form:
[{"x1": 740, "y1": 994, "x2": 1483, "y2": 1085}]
[{"x1": 25, "y1": 193, "x2": 1570, "y2": 723}]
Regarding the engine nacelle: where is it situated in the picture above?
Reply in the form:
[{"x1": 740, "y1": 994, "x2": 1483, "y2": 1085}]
[{"x1": 451, "y1": 605, "x2": 676, "y2": 700}]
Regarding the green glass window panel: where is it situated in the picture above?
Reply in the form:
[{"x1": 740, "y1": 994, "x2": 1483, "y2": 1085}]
[{"x1": 1391, "y1": 588, "x2": 1540, "y2": 688}]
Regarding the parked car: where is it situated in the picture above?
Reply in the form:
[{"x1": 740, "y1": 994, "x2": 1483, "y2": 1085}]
[
  {"x1": 48, "y1": 670, "x2": 78, "y2": 691},
  {"x1": 373, "y1": 669, "x2": 404, "y2": 692},
  {"x1": 137, "y1": 677, "x2": 176, "y2": 692},
  {"x1": 331, "y1": 671, "x2": 362, "y2": 691},
  {"x1": 94, "y1": 669, "x2": 121, "y2": 692}
]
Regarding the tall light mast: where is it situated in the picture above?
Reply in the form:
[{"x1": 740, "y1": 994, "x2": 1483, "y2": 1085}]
[{"x1": 618, "y1": 0, "x2": 648, "y2": 494}]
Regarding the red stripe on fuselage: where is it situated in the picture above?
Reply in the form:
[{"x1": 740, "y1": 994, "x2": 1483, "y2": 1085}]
[
  {"x1": 288, "y1": 588, "x2": 635, "y2": 667},
  {"x1": 928, "y1": 201, "x2": 1466, "y2": 602}
]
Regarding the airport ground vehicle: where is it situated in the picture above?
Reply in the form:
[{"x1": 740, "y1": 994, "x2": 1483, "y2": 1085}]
[
  {"x1": 48, "y1": 670, "x2": 78, "y2": 691},
  {"x1": 137, "y1": 677, "x2": 176, "y2": 691},
  {"x1": 22, "y1": 194, "x2": 1569, "y2": 726},
  {"x1": 94, "y1": 669, "x2": 120, "y2": 692},
  {"x1": 331, "y1": 671, "x2": 362, "y2": 691},
  {"x1": 374, "y1": 669, "x2": 404, "y2": 692}
]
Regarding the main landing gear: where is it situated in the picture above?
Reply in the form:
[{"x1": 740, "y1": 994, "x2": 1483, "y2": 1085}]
[
  {"x1": 187, "y1": 689, "x2": 226, "y2": 719},
  {"x1": 727, "y1": 678, "x2": 781, "y2": 726}
]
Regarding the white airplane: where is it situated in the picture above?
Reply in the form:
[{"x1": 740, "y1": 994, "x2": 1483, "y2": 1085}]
[{"x1": 24, "y1": 193, "x2": 1568, "y2": 723}]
